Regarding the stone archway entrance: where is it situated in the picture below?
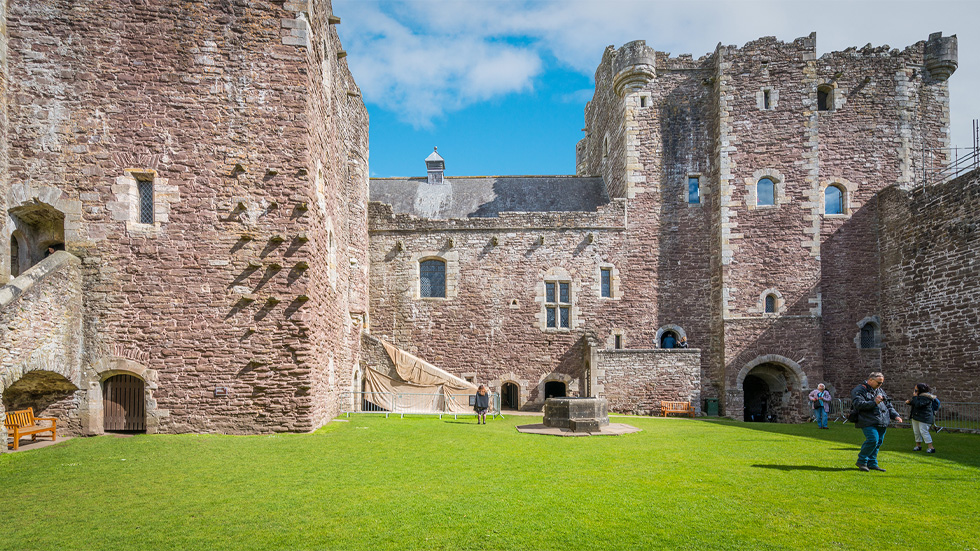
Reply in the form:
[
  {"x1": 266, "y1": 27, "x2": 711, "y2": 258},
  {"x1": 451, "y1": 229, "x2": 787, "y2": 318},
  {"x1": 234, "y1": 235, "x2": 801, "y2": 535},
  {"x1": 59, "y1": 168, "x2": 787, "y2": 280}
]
[
  {"x1": 103, "y1": 374, "x2": 146, "y2": 432},
  {"x1": 7, "y1": 202, "x2": 65, "y2": 277},
  {"x1": 2, "y1": 370, "x2": 79, "y2": 421},
  {"x1": 544, "y1": 381, "x2": 566, "y2": 399},
  {"x1": 733, "y1": 355, "x2": 808, "y2": 424}
]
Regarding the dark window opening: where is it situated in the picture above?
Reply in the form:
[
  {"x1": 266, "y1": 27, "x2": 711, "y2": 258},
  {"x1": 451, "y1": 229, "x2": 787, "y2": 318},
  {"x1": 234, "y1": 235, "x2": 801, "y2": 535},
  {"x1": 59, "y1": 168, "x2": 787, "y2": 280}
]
[
  {"x1": 600, "y1": 268, "x2": 612, "y2": 298},
  {"x1": 420, "y1": 259, "x2": 446, "y2": 298},
  {"x1": 660, "y1": 331, "x2": 678, "y2": 349},
  {"x1": 614, "y1": 334, "x2": 623, "y2": 349},
  {"x1": 817, "y1": 86, "x2": 831, "y2": 111},
  {"x1": 640, "y1": 96, "x2": 647, "y2": 108},
  {"x1": 688, "y1": 176, "x2": 700, "y2": 204},
  {"x1": 765, "y1": 295, "x2": 776, "y2": 313},
  {"x1": 763, "y1": 89, "x2": 771, "y2": 110},
  {"x1": 860, "y1": 323, "x2": 878, "y2": 348},
  {"x1": 757, "y1": 178, "x2": 775, "y2": 206},
  {"x1": 544, "y1": 381, "x2": 566, "y2": 399},
  {"x1": 138, "y1": 179, "x2": 154, "y2": 224}
]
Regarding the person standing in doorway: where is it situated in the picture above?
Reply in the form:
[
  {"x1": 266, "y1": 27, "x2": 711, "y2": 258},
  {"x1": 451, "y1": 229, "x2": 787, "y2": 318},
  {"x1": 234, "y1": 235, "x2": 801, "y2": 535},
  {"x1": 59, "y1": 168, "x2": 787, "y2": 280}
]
[
  {"x1": 851, "y1": 372, "x2": 902, "y2": 472},
  {"x1": 808, "y1": 383, "x2": 832, "y2": 429},
  {"x1": 906, "y1": 383, "x2": 940, "y2": 453},
  {"x1": 474, "y1": 385, "x2": 490, "y2": 425}
]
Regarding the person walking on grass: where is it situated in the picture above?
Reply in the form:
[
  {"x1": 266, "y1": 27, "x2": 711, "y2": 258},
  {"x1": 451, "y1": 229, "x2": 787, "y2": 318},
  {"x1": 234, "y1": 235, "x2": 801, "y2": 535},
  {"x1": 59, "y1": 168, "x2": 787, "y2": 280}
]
[
  {"x1": 474, "y1": 384, "x2": 490, "y2": 425},
  {"x1": 906, "y1": 383, "x2": 940, "y2": 453},
  {"x1": 808, "y1": 383, "x2": 832, "y2": 429},
  {"x1": 851, "y1": 372, "x2": 902, "y2": 472}
]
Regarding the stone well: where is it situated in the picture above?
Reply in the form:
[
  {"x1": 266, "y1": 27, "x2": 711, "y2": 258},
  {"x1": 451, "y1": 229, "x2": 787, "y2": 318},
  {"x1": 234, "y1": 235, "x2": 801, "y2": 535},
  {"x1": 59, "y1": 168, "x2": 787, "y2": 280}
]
[{"x1": 543, "y1": 397, "x2": 609, "y2": 433}]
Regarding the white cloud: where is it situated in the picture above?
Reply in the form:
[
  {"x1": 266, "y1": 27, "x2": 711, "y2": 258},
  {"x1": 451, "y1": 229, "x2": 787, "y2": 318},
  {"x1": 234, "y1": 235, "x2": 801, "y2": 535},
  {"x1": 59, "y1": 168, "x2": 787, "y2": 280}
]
[{"x1": 334, "y1": 0, "x2": 980, "y2": 147}]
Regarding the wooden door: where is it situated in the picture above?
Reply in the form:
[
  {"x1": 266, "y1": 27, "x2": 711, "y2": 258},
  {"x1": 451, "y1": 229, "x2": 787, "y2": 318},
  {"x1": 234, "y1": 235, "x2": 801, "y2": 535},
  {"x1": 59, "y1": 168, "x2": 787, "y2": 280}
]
[{"x1": 103, "y1": 374, "x2": 145, "y2": 431}]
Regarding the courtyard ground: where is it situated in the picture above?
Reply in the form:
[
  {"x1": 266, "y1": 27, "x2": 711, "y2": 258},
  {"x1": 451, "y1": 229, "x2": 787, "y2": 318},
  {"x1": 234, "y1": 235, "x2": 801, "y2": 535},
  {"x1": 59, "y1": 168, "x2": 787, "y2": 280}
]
[{"x1": 1, "y1": 415, "x2": 978, "y2": 550}]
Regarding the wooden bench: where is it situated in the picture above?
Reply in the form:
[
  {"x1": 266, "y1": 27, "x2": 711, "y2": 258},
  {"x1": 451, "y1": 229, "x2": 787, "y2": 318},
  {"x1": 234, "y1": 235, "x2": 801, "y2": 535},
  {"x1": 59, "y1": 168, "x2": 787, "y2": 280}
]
[
  {"x1": 5, "y1": 407, "x2": 57, "y2": 451},
  {"x1": 661, "y1": 401, "x2": 695, "y2": 418}
]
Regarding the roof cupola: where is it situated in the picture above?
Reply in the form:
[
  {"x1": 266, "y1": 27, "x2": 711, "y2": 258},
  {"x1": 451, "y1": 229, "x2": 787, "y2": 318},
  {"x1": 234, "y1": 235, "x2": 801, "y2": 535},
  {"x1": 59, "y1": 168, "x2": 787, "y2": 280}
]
[{"x1": 426, "y1": 147, "x2": 445, "y2": 185}]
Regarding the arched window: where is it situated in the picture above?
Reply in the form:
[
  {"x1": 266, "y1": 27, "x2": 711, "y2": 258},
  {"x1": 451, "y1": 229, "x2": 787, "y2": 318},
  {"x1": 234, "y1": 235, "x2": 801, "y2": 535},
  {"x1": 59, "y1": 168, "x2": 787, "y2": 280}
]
[
  {"x1": 419, "y1": 259, "x2": 446, "y2": 298},
  {"x1": 817, "y1": 85, "x2": 833, "y2": 111},
  {"x1": 602, "y1": 135, "x2": 610, "y2": 158},
  {"x1": 860, "y1": 322, "x2": 879, "y2": 348},
  {"x1": 825, "y1": 185, "x2": 844, "y2": 215},
  {"x1": 764, "y1": 294, "x2": 776, "y2": 314},
  {"x1": 757, "y1": 178, "x2": 775, "y2": 206},
  {"x1": 660, "y1": 331, "x2": 678, "y2": 349}
]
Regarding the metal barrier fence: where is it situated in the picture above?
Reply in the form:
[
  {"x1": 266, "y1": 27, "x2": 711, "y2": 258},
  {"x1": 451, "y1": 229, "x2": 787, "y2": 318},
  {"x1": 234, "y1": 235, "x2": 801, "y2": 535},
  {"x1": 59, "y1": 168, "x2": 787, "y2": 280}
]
[
  {"x1": 825, "y1": 398, "x2": 980, "y2": 432},
  {"x1": 340, "y1": 391, "x2": 502, "y2": 419}
]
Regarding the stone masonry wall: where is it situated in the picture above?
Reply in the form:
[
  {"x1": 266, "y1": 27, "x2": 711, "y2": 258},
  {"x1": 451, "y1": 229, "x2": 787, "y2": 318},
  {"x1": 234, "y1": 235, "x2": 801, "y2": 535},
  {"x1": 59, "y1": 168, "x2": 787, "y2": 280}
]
[
  {"x1": 368, "y1": 201, "x2": 627, "y2": 410},
  {"x1": 878, "y1": 169, "x2": 980, "y2": 402},
  {"x1": 301, "y1": 0, "x2": 370, "y2": 429},
  {"x1": 0, "y1": 252, "x2": 83, "y2": 444},
  {"x1": 596, "y1": 348, "x2": 700, "y2": 415},
  {"x1": 3, "y1": 0, "x2": 367, "y2": 434}
]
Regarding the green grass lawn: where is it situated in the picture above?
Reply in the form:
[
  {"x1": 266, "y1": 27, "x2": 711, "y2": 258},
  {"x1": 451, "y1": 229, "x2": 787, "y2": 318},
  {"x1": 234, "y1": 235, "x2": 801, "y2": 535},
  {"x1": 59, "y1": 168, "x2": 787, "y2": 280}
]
[{"x1": 2, "y1": 415, "x2": 978, "y2": 551}]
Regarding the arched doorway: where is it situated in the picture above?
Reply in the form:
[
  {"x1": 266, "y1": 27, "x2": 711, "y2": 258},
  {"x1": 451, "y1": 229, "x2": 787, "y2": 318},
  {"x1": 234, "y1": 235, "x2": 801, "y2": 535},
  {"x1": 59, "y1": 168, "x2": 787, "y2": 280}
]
[
  {"x1": 740, "y1": 361, "x2": 804, "y2": 423},
  {"x1": 8, "y1": 202, "x2": 65, "y2": 275},
  {"x1": 10, "y1": 236, "x2": 20, "y2": 278},
  {"x1": 501, "y1": 382, "x2": 519, "y2": 410},
  {"x1": 544, "y1": 381, "x2": 566, "y2": 399},
  {"x1": 2, "y1": 371, "x2": 79, "y2": 419},
  {"x1": 660, "y1": 331, "x2": 678, "y2": 349},
  {"x1": 103, "y1": 374, "x2": 146, "y2": 432}
]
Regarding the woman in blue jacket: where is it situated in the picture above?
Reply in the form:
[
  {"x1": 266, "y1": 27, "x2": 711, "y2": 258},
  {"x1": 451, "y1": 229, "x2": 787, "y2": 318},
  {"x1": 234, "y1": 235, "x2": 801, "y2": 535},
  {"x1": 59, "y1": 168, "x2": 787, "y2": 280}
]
[{"x1": 906, "y1": 383, "x2": 940, "y2": 453}]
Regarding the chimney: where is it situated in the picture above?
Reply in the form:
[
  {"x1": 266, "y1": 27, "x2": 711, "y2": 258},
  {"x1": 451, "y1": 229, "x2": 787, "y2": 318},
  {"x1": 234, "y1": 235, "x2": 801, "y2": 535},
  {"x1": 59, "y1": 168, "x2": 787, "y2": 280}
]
[{"x1": 426, "y1": 147, "x2": 445, "y2": 185}]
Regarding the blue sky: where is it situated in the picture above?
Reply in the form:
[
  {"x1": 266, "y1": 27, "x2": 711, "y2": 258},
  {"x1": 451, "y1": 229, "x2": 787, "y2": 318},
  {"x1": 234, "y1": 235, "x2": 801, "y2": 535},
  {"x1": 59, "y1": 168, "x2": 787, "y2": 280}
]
[{"x1": 334, "y1": 0, "x2": 980, "y2": 178}]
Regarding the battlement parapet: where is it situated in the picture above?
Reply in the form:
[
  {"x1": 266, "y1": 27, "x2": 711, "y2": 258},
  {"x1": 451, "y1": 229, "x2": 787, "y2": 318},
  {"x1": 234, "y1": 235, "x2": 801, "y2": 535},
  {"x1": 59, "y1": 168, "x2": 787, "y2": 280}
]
[
  {"x1": 924, "y1": 31, "x2": 957, "y2": 81},
  {"x1": 613, "y1": 40, "x2": 656, "y2": 97}
]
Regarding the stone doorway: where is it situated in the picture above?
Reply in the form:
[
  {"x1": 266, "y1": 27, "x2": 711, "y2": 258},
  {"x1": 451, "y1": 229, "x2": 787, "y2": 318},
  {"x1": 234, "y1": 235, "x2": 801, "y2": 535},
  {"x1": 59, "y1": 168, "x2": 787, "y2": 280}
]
[
  {"x1": 544, "y1": 381, "x2": 566, "y2": 399},
  {"x1": 7, "y1": 202, "x2": 65, "y2": 277},
  {"x1": 103, "y1": 374, "x2": 146, "y2": 432},
  {"x1": 739, "y1": 360, "x2": 805, "y2": 423},
  {"x1": 501, "y1": 382, "x2": 520, "y2": 410}
]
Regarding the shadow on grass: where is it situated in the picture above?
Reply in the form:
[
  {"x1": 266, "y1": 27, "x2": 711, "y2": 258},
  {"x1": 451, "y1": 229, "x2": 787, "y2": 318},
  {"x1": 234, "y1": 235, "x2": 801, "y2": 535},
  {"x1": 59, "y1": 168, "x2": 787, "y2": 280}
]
[
  {"x1": 752, "y1": 464, "x2": 853, "y2": 472},
  {"x1": 697, "y1": 418, "x2": 980, "y2": 469}
]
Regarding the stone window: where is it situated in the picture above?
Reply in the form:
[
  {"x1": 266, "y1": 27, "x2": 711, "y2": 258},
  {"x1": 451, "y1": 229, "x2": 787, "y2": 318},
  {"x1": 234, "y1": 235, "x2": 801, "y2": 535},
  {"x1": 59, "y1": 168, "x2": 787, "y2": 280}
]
[
  {"x1": 137, "y1": 179, "x2": 154, "y2": 224},
  {"x1": 419, "y1": 259, "x2": 446, "y2": 298},
  {"x1": 817, "y1": 85, "x2": 834, "y2": 111},
  {"x1": 110, "y1": 169, "x2": 179, "y2": 237},
  {"x1": 754, "y1": 288, "x2": 784, "y2": 315},
  {"x1": 825, "y1": 185, "x2": 844, "y2": 215},
  {"x1": 745, "y1": 169, "x2": 786, "y2": 210},
  {"x1": 757, "y1": 178, "x2": 775, "y2": 206},
  {"x1": 597, "y1": 263, "x2": 620, "y2": 299},
  {"x1": 688, "y1": 176, "x2": 700, "y2": 204},
  {"x1": 614, "y1": 334, "x2": 623, "y2": 349},
  {"x1": 757, "y1": 87, "x2": 778, "y2": 110},
  {"x1": 545, "y1": 280, "x2": 571, "y2": 328}
]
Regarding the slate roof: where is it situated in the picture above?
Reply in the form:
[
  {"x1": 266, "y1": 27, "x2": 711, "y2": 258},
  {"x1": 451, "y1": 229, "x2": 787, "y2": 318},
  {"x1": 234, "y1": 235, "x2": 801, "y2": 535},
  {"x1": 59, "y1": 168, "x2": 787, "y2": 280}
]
[{"x1": 369, "y1": 176, "x2": 609, "y2": 219}]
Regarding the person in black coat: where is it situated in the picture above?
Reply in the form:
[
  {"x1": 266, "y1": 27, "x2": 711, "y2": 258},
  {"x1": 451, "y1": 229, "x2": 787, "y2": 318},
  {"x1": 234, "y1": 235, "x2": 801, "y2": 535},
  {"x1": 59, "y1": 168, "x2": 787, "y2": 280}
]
[
  {"x1": 851, "y1": 372, "x2": 902, "y2": 472},
  {"x1": 474, "y1": 384, "x2": 491, "y2": 425},
  {"x1": 906, "y1": 383, "x2": 940, "y2": 453}
]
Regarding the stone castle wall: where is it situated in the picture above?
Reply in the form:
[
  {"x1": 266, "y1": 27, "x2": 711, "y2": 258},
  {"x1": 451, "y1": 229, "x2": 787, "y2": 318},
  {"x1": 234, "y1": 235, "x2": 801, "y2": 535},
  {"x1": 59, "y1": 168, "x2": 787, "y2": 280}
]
[
  {"x1": 0, "y1": 252, "x2": 84, "y2": 439},
  {"x1": 0, "y1": 0, "x2": 367, "y2": 435},
  {"x1": 878, "y1": 169, "x2": 980, "y2": 402},
  {"x1": 594, "y1": 348, "x2": 701, "y2": 415},
  {"x1": 368, "y1": 201, "x2": 628, "y2": 409}
]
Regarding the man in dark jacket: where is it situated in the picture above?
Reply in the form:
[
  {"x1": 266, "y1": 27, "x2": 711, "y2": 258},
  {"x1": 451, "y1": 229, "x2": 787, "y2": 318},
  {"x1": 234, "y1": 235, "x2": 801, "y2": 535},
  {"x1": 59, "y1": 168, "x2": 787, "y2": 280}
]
[{"x1": 851, "y1": 372, "x2": 903, "y2": 472}]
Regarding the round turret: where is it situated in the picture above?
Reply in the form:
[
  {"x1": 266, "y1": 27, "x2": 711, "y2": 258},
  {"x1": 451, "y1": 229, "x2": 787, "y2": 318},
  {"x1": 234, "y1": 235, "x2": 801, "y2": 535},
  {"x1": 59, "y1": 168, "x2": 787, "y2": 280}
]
[
  {"x1": 613, "y1": 40, "x2": 656, "y2": 97},
  {"x1": 924, "y1": 32, "x2": 957, "y2": 82}
]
